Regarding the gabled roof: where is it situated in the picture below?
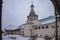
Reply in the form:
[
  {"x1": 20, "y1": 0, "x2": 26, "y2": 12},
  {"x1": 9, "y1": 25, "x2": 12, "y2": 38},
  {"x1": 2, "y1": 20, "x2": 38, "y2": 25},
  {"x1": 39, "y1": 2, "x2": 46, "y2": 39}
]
[
  {"x1": 5, "y1": 25, "x2": 18, "y2": 30},
  {"x1": 17, "y1": 23, "x2": 26, "y2": 29}
]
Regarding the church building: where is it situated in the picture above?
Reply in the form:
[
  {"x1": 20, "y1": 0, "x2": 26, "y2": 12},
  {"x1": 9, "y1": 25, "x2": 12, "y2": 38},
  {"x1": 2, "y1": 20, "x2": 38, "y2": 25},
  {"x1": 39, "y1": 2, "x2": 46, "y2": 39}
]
[{"x1": 4, "y1": 3, "x2": 60, "y2": 38}]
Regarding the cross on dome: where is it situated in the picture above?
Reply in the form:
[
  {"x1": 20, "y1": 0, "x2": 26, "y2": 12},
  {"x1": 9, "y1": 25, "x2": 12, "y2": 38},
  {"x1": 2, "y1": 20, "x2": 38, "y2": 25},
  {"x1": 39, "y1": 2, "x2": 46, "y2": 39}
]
[{"x1": 31, "y1": 1, "x2": 34, "y2": 8}]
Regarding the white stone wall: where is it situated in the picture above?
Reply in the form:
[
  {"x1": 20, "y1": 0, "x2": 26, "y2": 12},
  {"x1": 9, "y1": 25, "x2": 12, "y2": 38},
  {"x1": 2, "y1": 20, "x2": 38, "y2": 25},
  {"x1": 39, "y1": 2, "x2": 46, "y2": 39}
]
[
  {"x1": 35, "y1": 28, "x2": 55, "y2": 37},
  {"x1": 58, "y1": 21, "x2": 60, "y2": 37},
  {"x1": 23, "y1": 24, "x2": 32, "y2": 36},
  {"x1": 23, "y1": 21, "x2": 60, "y2": 38}
]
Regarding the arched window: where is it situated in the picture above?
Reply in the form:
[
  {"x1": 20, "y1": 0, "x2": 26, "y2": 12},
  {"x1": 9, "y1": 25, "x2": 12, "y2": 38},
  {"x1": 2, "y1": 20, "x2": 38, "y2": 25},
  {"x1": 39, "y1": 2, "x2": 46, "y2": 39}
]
[
  {"x1": 51, "y1": 25, "x2": 56, "y2": 28},
  {"x1": 46, "y1": 25, "x2": 48, "y2": 29},
  {"x1": 42, "y1": 26, "x2": 44, "y2": 29},
  {"x1": 40, "y1": 34, "x2": 42, "y2": 36},
  {"x1": 57, "y1": 25, "x2": 59, "y2": 28},
  {"x1": 51, "y1": 26, "x2": 54, "y2": 28},
  {"x1": 39, "y1": 27, "x2": 40, "y2": 29},
  {"x1": 36, "y1": 34, "x2": 37, "y2": 37},
  {"x1": 35, "y1": 27, "x2": 37, "y2": 30}
]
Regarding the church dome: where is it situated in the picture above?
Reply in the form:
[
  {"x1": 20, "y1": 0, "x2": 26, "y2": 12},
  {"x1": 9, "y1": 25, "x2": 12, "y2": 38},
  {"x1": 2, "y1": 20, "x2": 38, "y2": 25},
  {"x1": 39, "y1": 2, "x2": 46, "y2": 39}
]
[{"x1": 31, "y1": 4, "x2": 34, "y2": 8}]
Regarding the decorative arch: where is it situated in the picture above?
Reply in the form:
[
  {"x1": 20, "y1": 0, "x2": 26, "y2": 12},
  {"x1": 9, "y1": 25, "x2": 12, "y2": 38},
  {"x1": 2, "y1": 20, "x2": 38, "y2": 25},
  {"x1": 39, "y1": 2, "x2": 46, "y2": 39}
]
[{"x1": 50, "y1": 0, "x2": 60, "y2": 40}]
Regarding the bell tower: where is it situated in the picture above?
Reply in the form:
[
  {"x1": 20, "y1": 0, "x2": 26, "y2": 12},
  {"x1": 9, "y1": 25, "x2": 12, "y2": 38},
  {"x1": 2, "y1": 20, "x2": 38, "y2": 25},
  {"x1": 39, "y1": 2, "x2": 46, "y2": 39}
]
[{"x1": 27, "y1": 1, "x2": 38, "y2": 23}]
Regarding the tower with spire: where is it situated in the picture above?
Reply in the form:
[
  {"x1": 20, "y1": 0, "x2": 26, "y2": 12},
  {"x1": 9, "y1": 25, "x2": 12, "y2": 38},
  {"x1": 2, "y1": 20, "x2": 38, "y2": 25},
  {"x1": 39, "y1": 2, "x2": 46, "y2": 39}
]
[{"x1": 27, "y1": 1, "x2": 38, "y2": 23}]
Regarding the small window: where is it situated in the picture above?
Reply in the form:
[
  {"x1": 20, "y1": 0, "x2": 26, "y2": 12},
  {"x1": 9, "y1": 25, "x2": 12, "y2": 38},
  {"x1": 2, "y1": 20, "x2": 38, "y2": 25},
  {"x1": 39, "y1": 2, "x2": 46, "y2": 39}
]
[
  {"x1": 40, "y1": 34, "x2": 42, "y2": 36},
  {"x1": 51, "y1": 26, "x2": 54, "y2": 28},
  {"x1": 42, "y1": 26, "x2": 44, "y2": 29},
  {"x1": 35, "y1": 27, "x2": 37, "y2": 30},
  {"x1": 46, "y1": 25, "x2": 48, "y2": 29},
  {"x1": 57, "y1": 25, "x2": 59, "y2": 28},
  {"x1": 51, "y1": 26, "x2": 55, "y2": 28},
  {"x1": 39, "y1": 27, "x2": 40, "y2": 29},
  {"x1": 36, "y1": 34, "x2": 37, "y2": 37}
]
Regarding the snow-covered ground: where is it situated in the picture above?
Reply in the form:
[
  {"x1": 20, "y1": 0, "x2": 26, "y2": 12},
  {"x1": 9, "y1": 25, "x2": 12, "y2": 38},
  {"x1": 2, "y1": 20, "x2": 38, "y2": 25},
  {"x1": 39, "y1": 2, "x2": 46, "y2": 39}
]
[
  {"x1": 2, "y1": 34, "x2": 55, "y2": 40},
  {"x1": 2, "y1": 35, "x2": 30, "y2": 40}
]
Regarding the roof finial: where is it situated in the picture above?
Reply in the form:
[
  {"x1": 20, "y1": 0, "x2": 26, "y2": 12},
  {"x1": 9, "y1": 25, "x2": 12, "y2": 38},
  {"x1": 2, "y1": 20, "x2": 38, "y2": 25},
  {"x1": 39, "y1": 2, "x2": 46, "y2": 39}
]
[{"x1": 31, "y1": 1, "x2": 34, "y2": 8}]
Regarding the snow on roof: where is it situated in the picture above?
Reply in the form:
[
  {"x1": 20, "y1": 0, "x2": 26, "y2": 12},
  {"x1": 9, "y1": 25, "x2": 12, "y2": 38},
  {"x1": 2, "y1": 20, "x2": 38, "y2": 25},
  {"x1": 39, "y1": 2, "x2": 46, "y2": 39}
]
[
  {"x1": 39, "y1": 16, "x2": 55, "y2": 24},
  {"x1": 17, "y1": 23, "x2": 26, "y2": 29},
  {"x1": 17, "y1": 25, "x2": 23, "y2": 29},
  {"x1": 2, "y1": 29, "x2": 5, "y2": 32},
  {"x1": 4, "y1": 16, "x2": 55, "y2": 30},
  {"x1": 5, "y1": 25, "x2": 18, "y2": 30}
]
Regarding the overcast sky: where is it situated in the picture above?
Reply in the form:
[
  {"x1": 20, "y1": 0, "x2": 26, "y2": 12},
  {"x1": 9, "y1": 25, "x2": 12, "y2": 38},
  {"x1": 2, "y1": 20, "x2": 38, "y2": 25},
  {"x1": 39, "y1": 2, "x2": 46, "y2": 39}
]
[{"x1": 2, "y1": 0, "x2": 55, "y2": 30}]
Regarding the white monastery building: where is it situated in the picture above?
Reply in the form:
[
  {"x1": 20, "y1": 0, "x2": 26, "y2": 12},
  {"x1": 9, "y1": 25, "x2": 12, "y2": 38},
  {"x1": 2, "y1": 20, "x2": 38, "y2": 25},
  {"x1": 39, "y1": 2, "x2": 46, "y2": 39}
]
[{"x1": 4, "y1": 3, "x2": 60, "y2": 38}]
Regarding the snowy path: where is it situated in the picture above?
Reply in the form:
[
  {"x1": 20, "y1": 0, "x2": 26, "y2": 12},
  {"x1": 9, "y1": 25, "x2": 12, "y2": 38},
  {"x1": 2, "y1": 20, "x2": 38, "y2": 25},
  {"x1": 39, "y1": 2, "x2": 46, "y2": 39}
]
[{"x1": 2, "y1": 34, "x2": 55, "y2": 40}]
